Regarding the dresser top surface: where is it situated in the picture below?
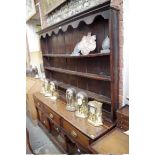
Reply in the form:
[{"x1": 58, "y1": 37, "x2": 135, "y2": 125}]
[
  {"x1": 34, "y1": 92, "x2": 114, "y2": 140},
  {"x1": 90, "y1": 128, "x2": 129, "y2": 154}
]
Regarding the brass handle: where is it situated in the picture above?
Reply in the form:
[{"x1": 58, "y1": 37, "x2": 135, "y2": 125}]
[
  {"x1": 50, "y1": 113, "x2": 54, "y2": 119},
  {"x1": 38, "y1": 102, "x2": 40, "y2": 106},
  {"x1": 43, "y1": 120, "x2": 46, "y2": 124},
  {"x1": 71, "y1": 130, "x2": 77, "y2": 138}
]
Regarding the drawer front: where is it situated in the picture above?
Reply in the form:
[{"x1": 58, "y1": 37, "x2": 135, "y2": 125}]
[
  {"x1": 34, "y1": 98, "x2": 61, "y2": 126},
  {"x1": 44, "y1": 105, "x2": 61, "y2": 126},
  {"x1": 62, "y1": 120, "x2": 90, "y2": 147},
  {"x1": 38, "y1": 110, "x2": 50, "y2": 131}
]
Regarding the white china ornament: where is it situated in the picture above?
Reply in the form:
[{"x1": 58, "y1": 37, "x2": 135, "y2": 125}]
[
  {"x1": 78, "y1": 32, "x2": 96, "y2": 55},
  {"x1": 101, "y1": 36, "x2": 110, "y2": 53}
]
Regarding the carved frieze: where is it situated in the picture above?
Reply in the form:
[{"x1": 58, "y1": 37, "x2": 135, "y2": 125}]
[{"x1": 42, "y1": 0, "x2": 109, "y2": 28}]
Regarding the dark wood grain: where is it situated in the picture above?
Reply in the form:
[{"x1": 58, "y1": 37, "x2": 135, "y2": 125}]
[
  {"x1": 53, "y1": 80, "x2": 111, "y2": 104},
  {"x1": 44, "y1": 66, "x2": 111, "y2": 81},
  {"x1": 38, "y1": 2, "x2": 111, "y2": 35},
  {"x1": 109, "y1": 9, "x2": 119, "y2": 121},
  {"x1": 34, "y1": 92, "x2": 114, "y2": 140},
  {"x1": 36, "y1": 2, "x2": 121, "y2": 153},
  {"x1": 116, "y1": 105, "x2": 129, "y2": 131},
  {"x1": 43, "y1": 53, "x2": 110, "y2": 58},
  {"x1": 89, "y1": 128, "x2": 129, "y2": 154},
  {"x1": 39, "y1": 3, "x2": 119, "y2": 122}
]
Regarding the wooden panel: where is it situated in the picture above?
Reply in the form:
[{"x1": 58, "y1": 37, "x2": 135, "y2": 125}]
[
  {"x1": 45, "y1": 60, "x2": 110, "y2": 80},
  {"x1": 51, "y1": 34, "x2": 57, "y2": 54},
  {"x1": 48, "y1": 77, "x2": 111, "y2": 104},
  {"x1": 87, "y1": 79, "x2": 111, "y2": 97},
  {"x1": 64, "y1": 26, "x2": 73, "y2": 54},
  {"x1": 44, "y1": 69, "x2": 51, "y2": 79},
  {"x1": 89, "y1": 128, "x2": 129, "y2": 154},
  {"x1": 43, "y1": 57, "x2": 50, "y2": 67},
  {"x1": 109, "y1": 9, "x2": 119, "y2": 120},
  {"x1": 49, "y1": 57, "x2": 66, "y2": 69},
  {"x1": 77, "y1": 77, "x2": 87, "y2": 90},
  {"x1": 50, "y1": 71, "x2": 111, "y2": 97},
  {"x1": 26, "y1": 77, "x2": 42, "y2": 122},
  {"x1": 57, "y1": 30, "x2": 65, "y2": 54},
  {"x1": 117, "y1": 105, "x2": 129, "y2": 131},
  {"x1": 66, "y1": 58, "x2": 76, "y2": 71},
  {"x1": 38, "y1": 109, "x2": 50, "y2": 131},
  {"x1": 40, "y1": 37, "x2": 48, "y2": 54},
  {"x1": 44, "y1": 105, "x2": 61, "y2": 126},
  {"x1": 76, "y1": 58, "x2": 87, "y2": 73},
  {"x1": 47, "y1": 36, "x2": 53, "y2": 54},
  {"x1": 86, "y1": 56, "x2": 110, "y2": 75},
  {"x1": 62, "y1": 119, "x2": 90, "y2": 147},
  {"x1": 89, "y1": 16, "x2": 108, "y2": 53}
]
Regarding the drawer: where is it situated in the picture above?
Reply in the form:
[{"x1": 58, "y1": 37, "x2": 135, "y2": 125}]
[
  {"x1": 62, "y1": 120, "x2": 90, "y2": 147},
  {"x1": 35, "y1": 98, "x2": 61, "y2": 126},
  {"x1": 38, "y1": 110, "x2": 50, "y2": 131},
  {"x1": 44, "y1": 105, "x2": 61, "y2": 126}
]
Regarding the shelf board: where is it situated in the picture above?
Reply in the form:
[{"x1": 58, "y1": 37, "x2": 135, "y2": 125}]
[
  {"x1": 45, "y1": 67, "x2": 111, "y2": 81},
  {"x1": 43, "y1": 53, "x2": 110, "y2": 58},
  {"x1": 52, "y1": 80, "x2": 111, "y2": 104}
]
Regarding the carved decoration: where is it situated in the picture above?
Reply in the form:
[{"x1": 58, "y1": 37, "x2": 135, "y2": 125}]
[
  {"x1": 26, "y1": 0, "x2": 36, "y2": 21},
  {"x1": 40, "y1": 10, "x2": 110, "y2": 38},
  {"x1": 41, "y1": 0, "x2": 67, "y2": 15},
  {"x1": 41, "y1": 0, "x2": 109, "y2": 28}
]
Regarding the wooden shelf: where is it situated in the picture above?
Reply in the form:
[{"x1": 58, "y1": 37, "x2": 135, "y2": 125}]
[
  {"x1": 43, "y1": 53, "x2": 110, "y2": 58},
  {"x1": 52, "y1": 80, "x2": 111, "y2": 104},
  {"x1": 45, "y1": 67, "x2": 111, "y2": 81}
]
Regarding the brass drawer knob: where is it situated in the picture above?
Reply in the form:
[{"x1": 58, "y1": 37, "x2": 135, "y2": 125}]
[
  {"x1": 43, "y1": 120, "x2": 46, "y2": 124},
  {"x1": 50, "y1": 113, "x2": 54, "y2": 119},
  {"x1": 55, "y1": 127, "x2": 60, "y2": 132},
  {"x1": 71, "y1": 130, "x2": 77, "y2": 138}
]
